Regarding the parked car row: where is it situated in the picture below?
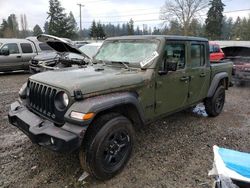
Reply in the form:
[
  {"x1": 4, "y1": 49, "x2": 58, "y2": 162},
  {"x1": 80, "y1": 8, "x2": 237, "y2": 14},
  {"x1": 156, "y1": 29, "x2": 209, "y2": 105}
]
[
  {"x1": 1, "y1": 36, "x2": 248, "y2": 88},
  {"x1": 0, "y1": 37, "x2": 100, "y2": 73}
]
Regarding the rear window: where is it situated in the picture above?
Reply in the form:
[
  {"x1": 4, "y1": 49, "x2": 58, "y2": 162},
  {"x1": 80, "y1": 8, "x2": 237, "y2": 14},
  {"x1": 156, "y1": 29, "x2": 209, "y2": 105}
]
[
  {"x1": 191, "y1": 44, "x2": 205, "y2": 68},
  {"x1": 214, "y1": 45, "x2": 220, "y2": 53},
  {"x1": 20, "y1": 43, "x2": 33, "y2": 53},
  {"x1": 209, "y1": 44, "x2": 220, "y2": 53},
  {"x1": 39, "y1": 43, "x2": 53, "y2": 51}
]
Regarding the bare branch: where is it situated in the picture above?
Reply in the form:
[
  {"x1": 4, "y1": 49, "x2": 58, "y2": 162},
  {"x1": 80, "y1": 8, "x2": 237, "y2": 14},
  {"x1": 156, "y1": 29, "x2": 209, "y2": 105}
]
[{"x1": 160, "y1": 0, "x2": 209, "y2": 35}]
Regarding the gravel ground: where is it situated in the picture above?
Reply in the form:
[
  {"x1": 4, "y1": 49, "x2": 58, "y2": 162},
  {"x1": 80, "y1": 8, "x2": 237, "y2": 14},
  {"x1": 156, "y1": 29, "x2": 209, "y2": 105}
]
[{"x1": 0, "y1": 73, "x2": 249, "y2": 188}]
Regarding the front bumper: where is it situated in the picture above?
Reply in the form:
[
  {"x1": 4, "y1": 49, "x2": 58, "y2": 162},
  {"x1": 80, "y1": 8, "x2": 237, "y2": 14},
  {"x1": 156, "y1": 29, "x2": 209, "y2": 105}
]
[
  {"x1": 29, "y1": 64, "x2": 43, "y2": 73},
  {"x1": 8, "y1": 101, "x2": 87, "y2": 153}
]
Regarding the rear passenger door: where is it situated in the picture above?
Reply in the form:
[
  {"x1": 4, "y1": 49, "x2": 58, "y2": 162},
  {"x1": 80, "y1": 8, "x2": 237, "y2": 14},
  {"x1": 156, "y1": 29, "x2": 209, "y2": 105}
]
[
  {"x1": 155, "y1": 41, "x2": 189, "y2": 116},
  {"x1": 20, "y1": 43, "x2": 36, "y2": 69},
  {"x1": 0, "y1": 43, "x2": 23, "y2": 70},
  {"x1": 186, "y1": 42, "x2": 210, "y2": 105}
]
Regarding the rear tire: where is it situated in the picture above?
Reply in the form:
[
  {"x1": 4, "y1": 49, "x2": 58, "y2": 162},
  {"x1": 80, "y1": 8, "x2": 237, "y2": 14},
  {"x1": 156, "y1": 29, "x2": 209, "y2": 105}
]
[
  {"x1": 205, "y1": 85, "x2": 225, "y2": 117},
  {"x1": 79, "y1": 113, "x2": 135, "y2": 180}
]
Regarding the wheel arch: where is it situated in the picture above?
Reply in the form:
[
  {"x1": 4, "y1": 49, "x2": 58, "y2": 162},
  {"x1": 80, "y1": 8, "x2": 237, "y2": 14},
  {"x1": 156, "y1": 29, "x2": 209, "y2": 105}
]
[
  {"x1": 207, "y1": 72, "x2": 228, "y2": 98},
  {"x1": 66, "y1": 92, "x2": 146, "y2": 130}
]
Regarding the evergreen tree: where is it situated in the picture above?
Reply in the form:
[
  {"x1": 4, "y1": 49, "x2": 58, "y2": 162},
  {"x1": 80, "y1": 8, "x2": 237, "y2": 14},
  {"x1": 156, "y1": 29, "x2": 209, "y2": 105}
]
[
  {"x1": 205, "y1": 0, "x2": 225, "y2": 40},
  {"x1": 142, "y1": 24, "x2": 148, "y2": 35},
  {"x1": 33, "y1": 25, "x2": 43, "y2": 36},
  {"x1": 121, "y1": 23, "x2": 128, "y2": 36},
  {"x1": 152, "y1": 27, "x2": 161, "y2": 35},
  {"x1": 0, "y1": 19, "x2": 8, "y2": 37},
  {"x1": 232, "y1": 17, "x2": 242, "y2": 40},
  {"x1": 168, "y1": 20, "x2": 182, "y2": 35},
  {"x1": 0, "y1": 14, "x2": 19, "y2": 38},
  {"x1": 127, "y1": 19, "x2": 134, "y2": 35},
  {"x1": 221, "y1": 16, "x2": 233, "y2": 40},
  {"x1": 135, "y1": 26, "x2": 141, "y2": 35},
  {"x1": 240, "y1": 17, "x2": 249, "y2": 40},
  {"x1": 44, "y1": 21, "x2": 49, "y2": 34},
  {"x1": 7, "y1": 14, "x2": 19, "y2": 37},
  {"x1": 47, "y1": 0, "x2": 69, "y2": 37},
  {"x1": 96, "y1": 22, "x2": 106, "y2": 39},
  {"x1": 65, "y1": 11, "x2": 78, "y2": 39},
  {"x1": 89, "y1": 20, "x2": 98, "y2": 38},
  {"x1": 188, "y1": 19, "x2": 204, "y2": 36}
]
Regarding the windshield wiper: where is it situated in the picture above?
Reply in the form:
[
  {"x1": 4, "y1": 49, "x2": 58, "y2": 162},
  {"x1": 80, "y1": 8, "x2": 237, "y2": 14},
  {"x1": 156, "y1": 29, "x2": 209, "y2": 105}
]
[
  {"x1": 94, "y1": 60, "x2": 130, "y2": 70},
  {"x1": 111, "y1": 61, "x2": 130, "y2": 69}
]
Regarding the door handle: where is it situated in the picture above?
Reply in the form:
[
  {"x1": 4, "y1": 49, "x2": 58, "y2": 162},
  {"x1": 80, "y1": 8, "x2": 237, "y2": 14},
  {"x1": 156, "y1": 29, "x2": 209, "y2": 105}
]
[
  {"x1": 16, "y1": 56, "x2": 21, "y2": 58},
  {"x1": 200, "y1": 73, "x2": 206, "y2": 77},
  {"x1": 180, "y1": 76, "x2": 189, "y2": 81}
]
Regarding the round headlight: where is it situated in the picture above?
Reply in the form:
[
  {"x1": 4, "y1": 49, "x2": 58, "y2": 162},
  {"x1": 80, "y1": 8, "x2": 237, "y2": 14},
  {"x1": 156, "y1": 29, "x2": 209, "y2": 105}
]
[
  {"x1": 62, "y1": 93, "x2": 69, "y2": 107},
  {"x1": 19, "y1": 82, "x2": 27, "y2": 99},
  {"x1": 55, "y1": 91, "x2": 69, "y2": 110}
]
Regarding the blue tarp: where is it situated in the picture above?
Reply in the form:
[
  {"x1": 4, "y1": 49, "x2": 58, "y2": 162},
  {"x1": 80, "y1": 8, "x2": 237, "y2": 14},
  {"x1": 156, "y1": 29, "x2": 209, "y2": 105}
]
[{"x1": 218, "y1": 147, "x2": 250, "y2": 178}]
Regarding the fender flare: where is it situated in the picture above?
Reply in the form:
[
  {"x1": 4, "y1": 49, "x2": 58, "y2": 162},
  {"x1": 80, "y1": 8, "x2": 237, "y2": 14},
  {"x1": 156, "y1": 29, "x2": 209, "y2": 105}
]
[
  {"x1": 65, "y1": 92, "x2": 146, "y2": 125},
  {"x1": 207, "y1": 72, "x2": 228, "y2": 98}
]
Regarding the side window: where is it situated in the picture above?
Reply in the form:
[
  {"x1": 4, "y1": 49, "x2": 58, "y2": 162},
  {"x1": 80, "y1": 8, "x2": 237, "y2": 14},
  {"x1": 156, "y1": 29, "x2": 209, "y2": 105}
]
[
  {"x1": 214, "y1": 45, "x2": 220, "y2": 53},
  {"x1": 1, "y1": 43, "x2": 19, "y2": 54},
  {"x1": 191, "y1": 44, "x2": 205, "y2": 68},
  {"x1": 20, "y1": 43, "x2": 33, "y2": 53},
  {"x1": 165, "y1": 44, "x2": 185, "y2": 70},
  {"x1": 39, "y1": 43, "x2": 52, "y2": 51},
  {"x1": 209, "y1": 44, "x2": 214, "y2": 53}
]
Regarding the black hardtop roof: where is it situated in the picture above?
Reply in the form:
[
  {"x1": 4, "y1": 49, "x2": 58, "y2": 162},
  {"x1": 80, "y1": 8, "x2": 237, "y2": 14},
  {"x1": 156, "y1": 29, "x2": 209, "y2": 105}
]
[{"x1": 106, "y1": 35, "x2": 208, "y2": 42}]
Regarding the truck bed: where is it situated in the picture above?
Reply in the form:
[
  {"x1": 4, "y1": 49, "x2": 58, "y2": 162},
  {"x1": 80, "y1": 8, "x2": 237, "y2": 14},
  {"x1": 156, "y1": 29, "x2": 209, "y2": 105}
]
[{"x1": 210, "y1": 59, "x2": 233, "y2": 85}]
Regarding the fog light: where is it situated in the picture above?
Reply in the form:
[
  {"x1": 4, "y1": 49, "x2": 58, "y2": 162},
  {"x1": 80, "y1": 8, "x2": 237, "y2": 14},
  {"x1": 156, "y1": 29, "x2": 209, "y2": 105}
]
[
  {"x1": 51, "y1": 137, "x2": 55, "y2": 144},
  {"x1": 70, "y1": 111, "x2": 95, "y2": 121}
]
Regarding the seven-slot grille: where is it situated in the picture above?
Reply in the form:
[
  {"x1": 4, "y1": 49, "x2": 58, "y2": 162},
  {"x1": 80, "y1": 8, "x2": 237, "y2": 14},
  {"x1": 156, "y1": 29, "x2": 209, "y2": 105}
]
[{"x1": 27, "y1": 80, "x2": 58, "y2": 121}]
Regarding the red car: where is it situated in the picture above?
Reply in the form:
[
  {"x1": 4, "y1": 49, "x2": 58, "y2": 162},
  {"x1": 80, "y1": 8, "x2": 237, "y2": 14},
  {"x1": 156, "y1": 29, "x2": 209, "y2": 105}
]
[{"x1": 209, "y1": 42, "x2": 225, "y2": 62}]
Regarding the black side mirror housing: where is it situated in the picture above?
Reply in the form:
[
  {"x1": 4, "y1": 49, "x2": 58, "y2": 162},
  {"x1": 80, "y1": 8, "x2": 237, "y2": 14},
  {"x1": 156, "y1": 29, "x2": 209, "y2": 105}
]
[
  {"x1": 167, "y1": 61, "x2": 178, "y2": 71},
  {"x1": 158, "y1": 70, "x2": 168, "y2": 75},
  {"x1": 0, "y1": 48, "x2": 10, "y2": 56},
  {"x1": 158, "y1": 60, "x2": 178, "y2": 75}
]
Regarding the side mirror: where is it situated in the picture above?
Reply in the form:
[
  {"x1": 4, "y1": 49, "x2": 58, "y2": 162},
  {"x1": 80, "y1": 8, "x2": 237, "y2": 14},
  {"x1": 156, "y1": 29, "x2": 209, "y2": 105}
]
[
  {"x1": 167, "y1": 61, "x2": 178, "y2": 71},
  {"x1": 0, "y1": 48, "x2": 10, "y2": 56},
  {"x1": 158, "y1": 70, "x2": 168, "y2": 75},
  {"x1": 158, "y1": 60, "x2": 178, "y2": 75}
]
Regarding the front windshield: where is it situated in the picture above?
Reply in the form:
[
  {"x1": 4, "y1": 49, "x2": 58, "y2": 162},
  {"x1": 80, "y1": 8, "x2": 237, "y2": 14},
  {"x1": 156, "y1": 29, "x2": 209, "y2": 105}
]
[
  {"x1": 39, "y1": 43, "x2": 53, "y2": 51},
  {"x1": 95, "y1": 40, "x2": 159, "y2": 66},
  {"x1": 0, "y1": 43, "x2": 2, "y2": 48}
]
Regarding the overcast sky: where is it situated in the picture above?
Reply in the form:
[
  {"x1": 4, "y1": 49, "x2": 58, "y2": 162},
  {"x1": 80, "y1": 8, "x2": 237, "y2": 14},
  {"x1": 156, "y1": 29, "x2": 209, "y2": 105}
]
[{"x1": 0, "y1": 0, "x2": 249, "y2": 30}]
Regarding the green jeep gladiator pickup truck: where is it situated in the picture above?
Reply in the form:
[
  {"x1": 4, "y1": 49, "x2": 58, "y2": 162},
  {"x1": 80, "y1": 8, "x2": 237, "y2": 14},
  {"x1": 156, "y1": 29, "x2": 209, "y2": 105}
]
[{"x1": 8, "y1": 34, "x2": 233, "y2": 180}]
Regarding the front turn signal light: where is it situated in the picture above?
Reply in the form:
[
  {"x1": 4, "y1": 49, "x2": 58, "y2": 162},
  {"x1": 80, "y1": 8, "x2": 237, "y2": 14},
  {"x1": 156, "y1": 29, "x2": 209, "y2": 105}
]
[{"x1": 70, "y1": 111, "x2": 95, "y2": 121}]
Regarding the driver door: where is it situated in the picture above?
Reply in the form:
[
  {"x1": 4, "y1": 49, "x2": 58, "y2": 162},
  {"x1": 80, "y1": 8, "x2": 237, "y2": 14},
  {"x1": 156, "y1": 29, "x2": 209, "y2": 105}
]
[
  {"x1": 0, "y1": 43, "x2": 22, "y2": 71},
  {"x1": 155, "y1": 41, "x2": 189, "y2": 116}
]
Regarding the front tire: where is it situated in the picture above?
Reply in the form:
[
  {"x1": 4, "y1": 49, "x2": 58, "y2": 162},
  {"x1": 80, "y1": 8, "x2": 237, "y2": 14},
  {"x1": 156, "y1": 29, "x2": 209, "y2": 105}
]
[
  {"x1": 205, "y1": 85, "x2": 225, "y2": 117},
  {"x1": 79, "y1": 113, "x2": 135, "y2": 180}
]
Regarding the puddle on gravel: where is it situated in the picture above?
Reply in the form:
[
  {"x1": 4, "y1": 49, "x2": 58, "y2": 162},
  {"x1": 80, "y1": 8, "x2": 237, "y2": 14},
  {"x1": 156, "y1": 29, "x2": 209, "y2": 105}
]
[{"x1": 192, "y1": 104, "x2": 208, "y2": 117}]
